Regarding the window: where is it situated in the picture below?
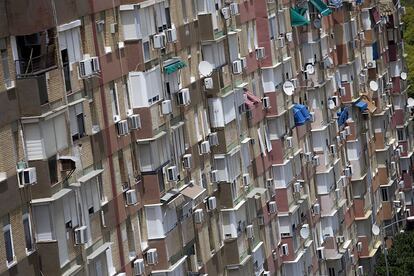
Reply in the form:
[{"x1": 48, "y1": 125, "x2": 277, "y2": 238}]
[
  {"x1": 171, "y1": 122, "x2": 186, "y2": 167},
  {"x1": 181, "y1": 0, "x2": 188, "y2": 21},
  {"x1": 269, "y1": 16, "x2": 276, "y2": 40},
  {"x1": 154, "y1": 2, "x2": 168, "y2": 32},
  {"x1": 48, "y1": 156, "x2": 58, "y2": 184},
  {"x1": 328, "y1": 267, "x2": 336, "y2": 276},
  {"x1": 81, "y1": 176, "x2": 102, "y2": 214},
  {"x1": 213, "y1": 148, "x2": 241, "y2": 182},
  {"x1": 58, "y1": 24, "x2": 82, "y2": 64},
  {"x1": 120, "y1": 5, "x2": 156, "y2": 41},
  {"x1": 22, "y1": 207, "x2": 34, "y2": 254},
  {"x1": 69, "y1": 102, "x2": 86, "y2": 141},
  {"x1": 137, "y1": 132, "x2": 171, "y2": 172},
  {"x1": 32, "y1": 204, "x2": 54, "y2": 241},
  {"x1": 87, "y1": 244, "x2": 115, "y2": 276},
  {"x1": 110, "y1": 82, "x2": 120, "y2": 119},
  {"x1": 3, "y1": 215, "x2": 15, "y2": 266},
  {"x1": 123, "y1": 77, "x2": 132, "y2": 112},
  {"x1": 201, "y1": 41, "x2": 226, "y2": 68},
  {"x1": 397, "y1": 129, "x2": 404, "y2": 141},
  {"x1": 381, "y1": 187, "x2": 389, "y2": 201},
  {"x1": 143, "y1": 40, "x2": 151, "y2": 62}
]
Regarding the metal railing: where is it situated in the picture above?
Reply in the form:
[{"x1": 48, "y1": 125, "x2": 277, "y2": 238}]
[{"x1": 15, "y1": 46, "x2": 56, "y2": 77}]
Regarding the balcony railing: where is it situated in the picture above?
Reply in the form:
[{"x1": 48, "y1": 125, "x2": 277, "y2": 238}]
[{"x1": 15, "y1": 45, "x2": 56, "y2": 77}]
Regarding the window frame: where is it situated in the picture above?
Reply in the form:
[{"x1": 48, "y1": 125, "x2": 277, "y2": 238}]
[{"x1": 3, "y1": 222, "x2": 16, "y2": 267}]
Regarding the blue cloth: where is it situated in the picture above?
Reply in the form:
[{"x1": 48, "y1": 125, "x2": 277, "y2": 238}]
[
  {"x1": 354, "y1": 100, "x2": 368, "y2": 111},
  {"x1": 293, "y1": 104, "x2": 311, "y2": 126},
  {"x1": 330, "y1": 0, "x2": 343, "y2": 8},
  {"x1": 337, "y1": 107, "x2": 349, "y2": 126}
]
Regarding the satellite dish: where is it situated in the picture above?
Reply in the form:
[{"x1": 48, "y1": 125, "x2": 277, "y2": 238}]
[
  {"x1": 300, "y1": 224, "x2": 310, "y2": 239},
  {"x1": 372, "y1": 224, "x2": 380, "y2": 236},
  {"x1": 369, "y1": 80, "x2": 379, "y2": 91},
  {"x1": 328, "y1": 99, "x2": 336, "y2": 110},
  {"x1": 407, "y1": 97, "x2": 414, "y2": 107},
  {"x1": 313, "y1": 19, "x2": 322, "y2": 29},
  {"x1": 306, "y1": 64, "x2": 315, "y2": 75},
  {"x1": 283, "y1": 81, "x2": 295, "y2": 96},
  {"x1": 198, "y1": 61, "x2": 213, "y2": 77},
  {"x1": 401, "y1": 72, "x2": 407, "y2": 80}
]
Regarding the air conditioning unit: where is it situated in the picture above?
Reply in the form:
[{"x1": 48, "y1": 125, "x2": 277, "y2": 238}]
[
  {"x1": 336, "y1": 235, "x2": 345, "y2": 244},
  {"x1": 242, "y1": 173, "x2": 250, "y2": 186},
  {"x1": 246, "y1": 224, "x2": 254, "y2": 239},
  {"x1": 221, "y1": 7, "x2": 230, "y2": 19},
  {"x1": 18, "y1": 167, "x2": 37, "y2": 186},
  {"x1": 126, "y1": 189, "x2": 138, "y2": 205},
  {"x1": 204, "y1": 77, "x2": 213, "y2": 89},
  {"x1": 200, "y1": 141, "x2": 210, "y2": 154},
  {"x1": 133, "y1": 258, "x2": 145, "y2": 275},
  {"x1": 350, "y1": 254, "x2": 355, "y2": 264},
  {"x1": 357, "y1": 241, "x2": 362, "y2": 252},
  {"x1": 359, "y1": 32, "x2": 365, "y2": 40},
  {"x1": 74, "y1": 226, "x2": 88, "y2": 244},
  {"x1": 153, "y1": 33, "x2": 166, "y2": 49},
  {"x1": 340, "y1": 130, "x2": 347, "y2": 140},
  {"x1": 262, "y1": 96, "x2": 271, "y2": 109},
  {"x1": 209, "y1": 132, "x2": 219, "y2": 146},
  {"x1": 367, "y1": 61, "x2": 376, "y2": 68},
  {"x1": 277, "y1": 35, "x2": 285, "y2": 48},
  {"x1": 117, "y1": 120, "x2": 129, "y2": 136},
  {"x1": 258, "y1": 215, "x2": 265, "y2": 226},
  {"x1": 293, "y1": 182, "x2": 301, "y2": 193},
  {"x1": 79, "y1": 56, "x2": 100, "y2": 78},
  {"x1": 309, "y1": 112, "x2": 315, "y2": 122},
  {"x1": 313, "y1": 203, "x2": 321, "y2": 215},
  {"x1": 304, "y1": 152, "x2": 313, "y2": 162},
  {"x1": 129, "y1": 114, "x2": 141, "y2": 130},
  {"x1": 339, "y1": 86, "x2": 346, "y2": 96},
  {"x1": 207, "y1": 196, "x2": 217, "y2": 211},
  {"x1": 177, "y1": 88, "x2": 191, "y2": 105},
  {"x1": 165, "y1": 27, "x2": 177, "y2": 43},
  {"x1": 256, "y1": 47, "x2": 265, "y2": 60},
  {"x1": 229, "y1": 3, "x2": 239, "y2": 15},
  {"x1": 281, "y1": 244, "x2": 289, "y2": 256},
  {"x1": 210, "y1": 170, "x2": 219, "y2": 183},
  {"x1": 317, "y1": 247, "x2": 325, "y2": 259},
  {"x1": 161, "y1": 100, "x2": 172, "y2": 115},
  {"x1": 113, "y1": 114, "x2": 121, "y2": 123},
  {"x1": 312, "y1": 155, "x2": 320, "y2": 166},
  {"x1": 232, "y1": 60, "x2": 242, "y2": 74},
  {"x1": 240, "y1": 57, "x2": 247, "y2": 68},
  {"x1": 263, "y1": 272, "x2": 270, "y2": 276},
  {"x1": 194, "y1": 209, "x2": 204, "y2": 224},
  {"x1": 330, "y1": 144, "x2": 337, "y2": 155},
  {"x1": 146, "y1": 248, "x2": 158, "y2": 265},
  {"x1": 268, "y1": 201, "x2": 277, "y2": 214},
  {"x1": 286, "y1": 136, "x2": 293, "y2": 148},
  {"x1": 266, "y1": 178, "x2": 273, "y2": 188},
  {"x1": 345, "y1": 166, "x2": 352, "y2": 177},
  {"x1": 357, "y1": 266, "x2": 364, "y2": 276},
  {"x1": 183, "y1": 154, "x2": 192, "y2": 169},
  {"x1": 167, "y1": 166, "x2": 179, "y2": 181},
  {"x1": 59, "y1": 156, "x2": 76, "y2": 172}
]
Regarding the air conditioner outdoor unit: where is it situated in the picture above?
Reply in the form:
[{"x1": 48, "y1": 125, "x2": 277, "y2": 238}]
[
  {"x1": 194, "y1": 209, "x2": 204, "y2": 224},
  {"x1": 161, "y1": 100, "x2": 172, "y2": 115},
  {"x1": 246, "y1": 225, "x2": 254, "y2": 239},
  {"x1": 200, "y1": 141, "x2": 210, "y2": 154},
  {"x1": 357, "y1": 241, "x2": 362, "y2": 252},
  {"x1": 232, "y1": 60, "x2": 242, "y2": 74},
  {"x1": 229, "y1": 3, "x2": 239, "y2": 15},
  {"x1": 59, "y1": 156, "x2": 76, "y2": 172},
  {"x1": 313, "y1": 203, "x2": 321, "y2": 215},
  {"x1": 165, "y1": 27, "x2": 177, "y2": 43},
  {"x1": 18, "y1": 167, "x2": 37, "y2": 186},
  {"x1": 305, "y1": 152, "x2": 313, "y2": 162},
  {"x1": 117, "y1": 120, "x2": 129, "y2": 136},
  {"x1": 183, "y1": 154, "x2": 192, "y2": 169},
  {"x1": 79, "y1": 56, "x2": 100, "y2": 78},
  {"x1": 367, "y1": 61, "x2": 376, "y2": 68},
  {"x1": 339, "y1": 86, "x2": 346, "y2": 96},
  {"x1": 263, "y1": 272, "x2": 270, "y2": 276},
  {"x1": 153, "y1": 33, "x2": 166, "y2": 49},
  {"x1": 210, "y1": 170, "x2": 219, "y2": 183},
  {"x1": 359, "y1": 32, "x2": 365, "y2": 40},
  {"x1": 268, "y1": 201, "x2": 277, "y2": 214},
  {"x1": 242, "y1": 173, "x2": 250, "y2": 186},
  {"x1": 74, "y1": 226, "x2": 88, "y2": 244},
  {"x1": 204, "y1": 77, "x2": 213, "y2": 89},
  {"x1": 262, "y1": 96, "x2": 271, "y2": 109},
  {"x1": 113, "y1": 114, "x2": 121, "y2": 123},
  {"x1": 281, "y1": 244, "x2": 289, "y2": 256},
  {"x1": 128, "y1": 114, "x2": 141, "y2": 130},
  {"x1": 293, "y1": 182, "x2": 301, "y2": 193},
  {"x1": 133, "y1": 258, "x2": 145, "y2": 275},
  {"x1": 330, "y1": 144, "x2": 337, "y2": 155},
  {"x1": 277, "y1": 35, "x2": 285, "y2": 48},
  {"x1": 146, "y1": 248, "x2": 158, "y2": 265},
  {"x1": 209, "y1": 132, "x2": 219, "y2": 146},
  {"x1": 177, "y1": 88, "x2": 191, "y2": 105},
  {"x1": 126, "y1": 189, "x2": 138, "y2": 205},
  {"x1": 336, "y1": 235, "x2": 345, "y2": 244},
  {"x1": 167, "y1": 166, "x2": 179, "y2": 181},
  {"x1": 207, "y1": 196, "x2": 217, "y2": 211},
  {"x1": 317, "y1": 247, "x2": 325, "y2": 259},
  {"x1": 340, "y1": 130, "x2": 347, "y2": 140},
  {"x1": 286, "y1": 136, "x2": 293, "y2": 148},
  {"x1": 256, "y1": 47, "x2": 265, "y2": 60},
  {"x1": 344, "y1": 166, "x2": 352, "y2": 177},
  {"x1": 266, "y1": 178, "x2": 273, "y2": 188},
  {"x1": 221, "y1": 7, "x2": 230, "y2": 19},
  {"x1": 350, "y1": 254, "x2": 355, "y2": 264},
  {"x1": 309, "y1": 112, "x2": 315, "y2": 122},
  {"x1": 312, "y1": 155, "x2": 320, "y2": 166}
]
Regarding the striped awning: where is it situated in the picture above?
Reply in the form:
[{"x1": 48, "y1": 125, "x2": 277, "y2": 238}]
[
  {"x1": 164, "y1": 59, "x2": 186, "y2": 75},
  {"x1": 309, "y1": 0, "x2": 332, "y2": 16},
  {"x1": 290, "y1": 8, "x2": 310, "y2": 27}
]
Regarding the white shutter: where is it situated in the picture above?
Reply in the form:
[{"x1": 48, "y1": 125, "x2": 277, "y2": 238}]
[
  {"x1": 202, "y1": 109, "x2": 211, "y2": 135},
  {"x1": 121, "y1": 10, "x2": 139, "y2": 40},
  {"x1": 41, "y1": 119, "x2": 57, "y2": 158},
  {"x1": 241, "y1": 139, "x2": 251, "y2": 172},
  {"x1": 33, "y1": 205, "x2": 53, "y2": 241},
  {"x1": 214, "y1": 155, "x2": 228, "y2": 181},
  {"x1": 222, "y1": 93, "x2": 236, "y2": 124},
  {"x1": 145, "y1": 206, "x2": 164, "y2": 239},
  {"x1": 63, "y1": 194, "x2": 72, "y2": 223},
  {"x1": 257, "y1": 128, "x2": 266, "y2": 156},
  {"x1": 194, "y1": 111, "x2": 202, "y2": 142},
  {"x1": 264, "y1": 126, "x2": 272, "y2": 152},
  {"x1": 138, "y1": 144, "x2": 153, "y2": 172},
  {"x1": 69, "y1": 105, "x2": 78, "y2": 137},
  {"x1": 105, "y1": 245, "x2": 116, "y2": 275},
  {"x1": 24, "y1": 123, "x2": 45, "y2": 160},
  {"x1": 208, "y1": 98, "x2": 225, "y2": 127},
  {"x1": 228, "y1": 33, "x2": 239, "y2": 62},
  {"x1": 129, "y1": 71, "x2": 148, "y2": 107},
  {"x1": 54, "y1": 114, "x2": 68, "y2": 151}
]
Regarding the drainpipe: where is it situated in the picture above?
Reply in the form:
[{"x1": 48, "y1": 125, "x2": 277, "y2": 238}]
[{"x1": 89, "y1": 1, "x2": 126, "y2": 271}]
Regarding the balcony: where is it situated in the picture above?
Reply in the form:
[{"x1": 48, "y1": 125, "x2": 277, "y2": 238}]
[
  {"x1": 223, "y1": 237, "x2": 249, "y2": 265},
  {"x1": 388, "y1": 44, "x2": 398, "y2": 62},
  {"x1": 221, "y1": 199, "x2": 248, "y2": 241},
  {"x1": 16, "y1": 74, "x2": 49, "y2": 116},
  {"x1": 198, "y1": 13, "x2": 223, "y2": 42}
]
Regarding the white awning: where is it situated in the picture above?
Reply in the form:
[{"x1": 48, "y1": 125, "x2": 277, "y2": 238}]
[{"x1": 78, "y1": 169, "x2": 104, "y2": 183}]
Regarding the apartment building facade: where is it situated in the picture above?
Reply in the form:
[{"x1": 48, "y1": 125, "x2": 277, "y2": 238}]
[{"x1": 0, "y1": 0, "x2": 411, "y2": 276}]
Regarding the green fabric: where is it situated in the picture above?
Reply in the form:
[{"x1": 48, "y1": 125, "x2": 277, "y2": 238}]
[
  {"x1": 164, "y1": 60, "x2": 186, "y2": 75},
  {"x1": 290, "y1": 8, "x2": 310, "y2": 27},
  {"x1": 309, "y1": 0, "x2": 332, "y2": 16}
]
